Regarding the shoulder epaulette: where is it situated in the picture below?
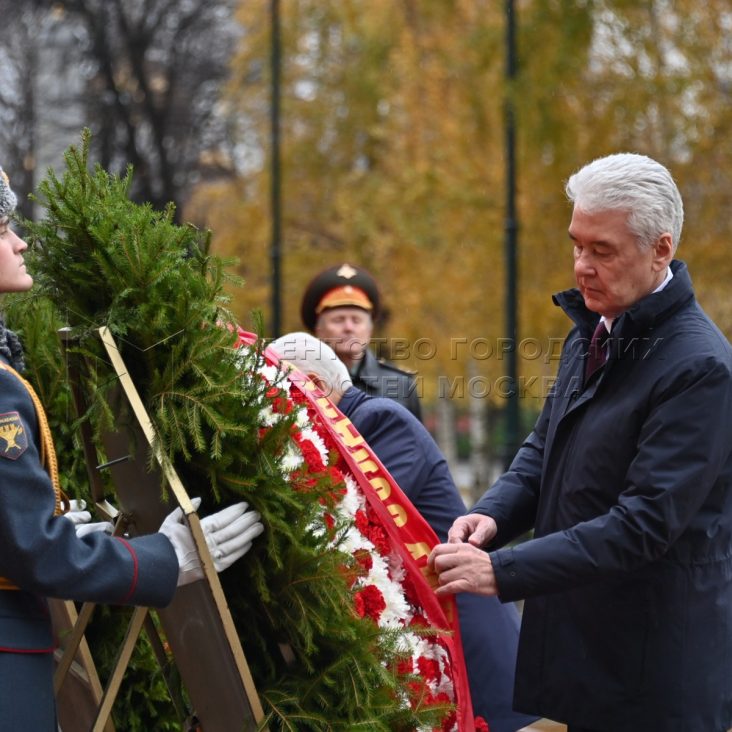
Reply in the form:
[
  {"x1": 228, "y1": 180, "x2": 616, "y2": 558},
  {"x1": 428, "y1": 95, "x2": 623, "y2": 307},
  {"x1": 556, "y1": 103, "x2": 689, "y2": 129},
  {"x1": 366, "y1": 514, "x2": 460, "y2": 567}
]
[
  {"x1": 0, "y1": 362, "x2": 68, "y2": 515},
  {"x1": 377, "y1": 359, "x2": 417, "y2": 377}
]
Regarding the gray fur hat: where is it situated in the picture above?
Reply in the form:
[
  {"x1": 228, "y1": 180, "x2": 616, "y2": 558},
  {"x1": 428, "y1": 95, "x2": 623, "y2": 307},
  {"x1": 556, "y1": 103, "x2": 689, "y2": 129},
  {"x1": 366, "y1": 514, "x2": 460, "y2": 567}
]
[{"x1": 0, "y1": 167, "x2": 18, "y2": 218}]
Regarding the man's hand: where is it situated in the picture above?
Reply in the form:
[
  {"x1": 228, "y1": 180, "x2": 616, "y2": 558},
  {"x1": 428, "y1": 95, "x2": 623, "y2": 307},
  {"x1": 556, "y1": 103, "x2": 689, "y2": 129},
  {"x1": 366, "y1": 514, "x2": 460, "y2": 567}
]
[
  {"x1": 160, "y1": 498, "x2": 264, "y2": 587},
  {"x1": 446, "y1": 513, "x2": 498, "y2": 547},
  {"x1": 427, "y1": 542, "x2": 498, "y2": 597}
]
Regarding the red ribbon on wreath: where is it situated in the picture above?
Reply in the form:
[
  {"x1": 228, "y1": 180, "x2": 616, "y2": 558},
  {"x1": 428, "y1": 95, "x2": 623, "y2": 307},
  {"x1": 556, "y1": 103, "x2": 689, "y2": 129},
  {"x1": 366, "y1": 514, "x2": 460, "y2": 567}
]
[{"x1": 236, "y1": 329, "x2": 476, "y2": 730}]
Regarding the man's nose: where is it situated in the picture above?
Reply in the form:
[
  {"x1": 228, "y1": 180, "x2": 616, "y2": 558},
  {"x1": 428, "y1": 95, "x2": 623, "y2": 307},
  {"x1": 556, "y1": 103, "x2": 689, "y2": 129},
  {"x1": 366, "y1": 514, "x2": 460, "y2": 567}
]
[{"x1": 574, "y1": 251, "x2": 595, "y2": 278}]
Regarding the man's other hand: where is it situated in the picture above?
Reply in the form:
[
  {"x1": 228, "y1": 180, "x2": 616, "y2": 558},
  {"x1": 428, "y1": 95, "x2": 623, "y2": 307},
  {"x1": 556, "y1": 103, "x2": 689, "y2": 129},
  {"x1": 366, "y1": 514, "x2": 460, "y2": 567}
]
[{"x1": 446, "y1": 513, "x2": 497, "y2": 547}]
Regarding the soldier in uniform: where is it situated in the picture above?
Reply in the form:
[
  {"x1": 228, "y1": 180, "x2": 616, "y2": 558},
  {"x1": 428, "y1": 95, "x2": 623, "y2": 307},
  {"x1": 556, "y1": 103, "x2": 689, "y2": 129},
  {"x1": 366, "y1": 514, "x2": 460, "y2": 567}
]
[
  {"x1": 300, "y1": 263, "x2": 422, "y2": 420},
  {"x1": 0, "y1": 166, "x2": 264, "y2": 729}
]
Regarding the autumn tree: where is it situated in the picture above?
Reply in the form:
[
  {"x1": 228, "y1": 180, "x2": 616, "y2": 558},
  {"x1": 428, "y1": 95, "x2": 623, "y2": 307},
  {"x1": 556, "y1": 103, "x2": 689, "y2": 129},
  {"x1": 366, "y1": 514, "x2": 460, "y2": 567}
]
[
  {"x1": 187, "y1": 1, "x2": 732, "y2": 419},
  {"x1": 0, "y1": 0, "x2": 77, "y2": 219},
  {"x1": 188, "y1": 0, "x2": 510, "y2": 400},
  {"x1": 516, "y1": 0, "x2": 732, "y2": 342},
  {"x1": 0, "y1": 0, "x2": 242, "y2": 216}
]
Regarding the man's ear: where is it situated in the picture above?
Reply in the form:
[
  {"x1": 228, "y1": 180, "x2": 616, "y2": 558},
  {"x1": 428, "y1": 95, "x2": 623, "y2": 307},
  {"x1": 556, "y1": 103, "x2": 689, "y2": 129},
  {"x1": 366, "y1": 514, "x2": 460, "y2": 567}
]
[
  {"x1": 652, "y1": 232, "x2": 674, "y2": 271},
  {"x1": 308, "y1": 372, "x2": 327, "y2": 393}
]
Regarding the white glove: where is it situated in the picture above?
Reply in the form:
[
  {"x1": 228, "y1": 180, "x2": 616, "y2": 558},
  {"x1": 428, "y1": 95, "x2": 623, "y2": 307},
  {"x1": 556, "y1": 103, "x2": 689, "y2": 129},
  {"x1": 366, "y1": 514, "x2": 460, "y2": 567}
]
[
  {"x1": 63, "y1": 500, "x2": 115, "y2": 537},
  {"x1": 64, "y1": 499, "x2": 92, "y2": 525},
  {"x1": 159, "y1": 497, "x2": 264, "y2": 587},
  {"x1": 76, "y1": 521, "x2": 114, "y2": 538}
]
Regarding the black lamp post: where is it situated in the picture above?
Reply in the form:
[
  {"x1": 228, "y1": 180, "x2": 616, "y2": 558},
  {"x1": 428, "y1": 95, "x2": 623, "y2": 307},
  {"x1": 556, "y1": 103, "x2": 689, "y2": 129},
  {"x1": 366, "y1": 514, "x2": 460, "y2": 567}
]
[
  {"x1": 270, "y1": 0, "x2": 282, "y2": 337},
  {"x1": 503, "y1": 0, "x2": 520, "y2": 468}
]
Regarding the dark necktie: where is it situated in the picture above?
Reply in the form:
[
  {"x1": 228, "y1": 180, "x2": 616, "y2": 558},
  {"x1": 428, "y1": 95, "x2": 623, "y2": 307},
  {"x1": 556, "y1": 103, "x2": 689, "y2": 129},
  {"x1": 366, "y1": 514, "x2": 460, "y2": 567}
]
[{"x1": 584, "y1": 320, "x2": 610, "y2": 383}]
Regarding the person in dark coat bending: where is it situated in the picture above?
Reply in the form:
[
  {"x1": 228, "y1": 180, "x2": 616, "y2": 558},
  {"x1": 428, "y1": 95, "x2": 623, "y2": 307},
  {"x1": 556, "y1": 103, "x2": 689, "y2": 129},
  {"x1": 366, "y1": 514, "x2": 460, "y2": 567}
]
[
  {"x1": 429, "y1": 153, "x2": 732, "y2": 732},
  {"x1": 300, "y1": 263, "x2": 422, "y2": 420},
  {"x1": 269, "y1": 331, "x2": 537, "y2": 732},
  {"x1": 0, "y1": 166, "x2": 263, "y2": 730}
]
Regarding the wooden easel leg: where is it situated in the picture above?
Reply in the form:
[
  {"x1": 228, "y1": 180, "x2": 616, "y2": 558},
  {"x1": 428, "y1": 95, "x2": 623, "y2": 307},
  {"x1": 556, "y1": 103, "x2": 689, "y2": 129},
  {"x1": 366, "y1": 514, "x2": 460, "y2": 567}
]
[{"x1": 92, "y1": 607, "x2": 149, "y2": 732}]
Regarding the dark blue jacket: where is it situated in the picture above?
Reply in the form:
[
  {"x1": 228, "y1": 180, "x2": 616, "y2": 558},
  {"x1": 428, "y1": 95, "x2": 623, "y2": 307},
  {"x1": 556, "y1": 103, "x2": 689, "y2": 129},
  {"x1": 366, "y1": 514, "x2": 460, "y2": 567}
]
[
  {"x1": 0, "y1": 356, "x2": 178, "y2": 729},
  {"x1": 474, "y1": 261, "x2": 732, "y2": 731},
  {"x1": 339, "y1": 387, "x2": 536, "y2": 732}
]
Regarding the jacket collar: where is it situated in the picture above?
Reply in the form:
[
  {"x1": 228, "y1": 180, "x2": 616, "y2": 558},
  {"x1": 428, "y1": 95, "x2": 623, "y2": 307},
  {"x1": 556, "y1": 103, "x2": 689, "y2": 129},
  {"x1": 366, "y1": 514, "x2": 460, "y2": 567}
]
[
  {"x1": 552, "y1": 259, "x2": 694, "y2": 339},
  {"x1": 338, "y1": 385, "x2": 370, "y2": 417},
  {"x1": 351, "y1": 347, "x2": 379, "y2": 379}
]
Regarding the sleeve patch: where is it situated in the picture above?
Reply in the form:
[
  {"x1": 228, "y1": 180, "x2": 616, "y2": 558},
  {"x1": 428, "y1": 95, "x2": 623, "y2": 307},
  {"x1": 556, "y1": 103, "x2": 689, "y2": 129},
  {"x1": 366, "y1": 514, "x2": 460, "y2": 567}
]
[{"x1": 0, "y1": 411, "x2": 29, "y2": 460}]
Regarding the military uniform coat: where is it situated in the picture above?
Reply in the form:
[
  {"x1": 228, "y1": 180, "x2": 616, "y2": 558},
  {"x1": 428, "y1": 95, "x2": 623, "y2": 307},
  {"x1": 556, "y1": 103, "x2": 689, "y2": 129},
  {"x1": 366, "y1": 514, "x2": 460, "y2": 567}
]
[
  {"x1": 473, "y1": 261, "x2": 732, "y2": 731},
  {"x1": 350, "y1": 348, "x2": 422, "y2": 420},
  {"x1": 0, "y1": 353, "x2": 178, "y2": 729},
  {"x1": 339, "y1": 387, "x2": 537, "y2": 732}
]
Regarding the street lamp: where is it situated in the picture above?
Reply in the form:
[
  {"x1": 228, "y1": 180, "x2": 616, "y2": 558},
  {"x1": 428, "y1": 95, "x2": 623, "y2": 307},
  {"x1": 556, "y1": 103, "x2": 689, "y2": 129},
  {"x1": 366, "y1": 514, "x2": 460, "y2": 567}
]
[
  {"x1": 503, "y1": 0, "x2": 520, "y2": 468},
  {"x1": 270, "y1": 0, "x2": 282, "y2": 337}
]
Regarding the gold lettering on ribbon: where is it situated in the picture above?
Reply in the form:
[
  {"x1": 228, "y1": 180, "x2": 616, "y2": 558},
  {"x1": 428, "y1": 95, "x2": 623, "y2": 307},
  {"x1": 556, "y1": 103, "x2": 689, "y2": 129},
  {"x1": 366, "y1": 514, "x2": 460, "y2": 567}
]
[
  {"x1": 357, "y1": 459, "x2": 380, "y2": 474},
  {"x1": 350, "y1": 448, "x2": 371, "y2": 463},
  {"x1": 330, "y1": 414, "x2": 365, "y2": 448},
  {"x1": 421, "y1": 566, "x2": 439, "y2": 588},
  {"x1": 387, "y1": 503, "x2": 407, "y2": 527},
  {"x1": 405, "y1": 542, "x2": 432, "y2": 562},
  {"x1": 316, "y1": 397, "x2": 340, "y2": 420},
  {"x1": 368, "y1": 475, "x2": 392, "y2": 500},
  {"x1": 301, "y1": 376, "x2": 458, "y2": 627}
]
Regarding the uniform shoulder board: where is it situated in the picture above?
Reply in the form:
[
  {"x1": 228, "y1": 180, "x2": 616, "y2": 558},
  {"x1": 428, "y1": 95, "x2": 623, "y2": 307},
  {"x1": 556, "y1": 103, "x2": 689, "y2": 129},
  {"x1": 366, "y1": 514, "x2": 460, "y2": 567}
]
[{"x1": 377, "y1": 358, "x2": 417, "y2": 377}]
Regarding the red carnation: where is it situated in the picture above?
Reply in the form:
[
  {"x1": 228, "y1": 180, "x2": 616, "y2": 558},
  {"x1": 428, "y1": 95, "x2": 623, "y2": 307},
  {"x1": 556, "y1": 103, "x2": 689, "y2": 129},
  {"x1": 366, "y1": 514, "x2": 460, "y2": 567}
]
[
  {"x1": 474, "y1": 716, "x2": 490, "y2": 732},
  {"x1": 354, "y1": 584, "x2": 386, "y2": 621},
  {"x1": 409, "y1": 613, "x2": 429, "y2": 628},
  {"x1": 396, "y1": 658, "x2": 413, "y2": 676},
  {"x1": 442, "y1": 711, "x2": 458, "y2": 731},
  {"x1": 365, "y1": 523, "x2": 391, "y2": 555},
  {"x1": 406, "y1": 679, "x2": 429, "y2": 703},
  {"x1": 291, "y1": 472, "x2": 318, "y2": 492},
  {"x1": 354, "y1": 509, "x2": 370, "y2": 534},
  {"x1": 416, "y1": 656, "x2": 441, "y2": 682},
  {"x1": 328, "y1": 465, "x2": 346, "y2": 489},
  {"x1": 353, "y1": 548, "x2": 373, "y2": 573},
  {"x1": 433, "y1": 691, "x2": 451, "y2": 705},
  {"x1": 274, "y1": 395, "x2": 293, "y2": 414},
  {"x1": 296, "y1": 436, "x2": 326, "y2": 471},
  {"x1": 401, "y1": 575, "x2": 422, "y2": 607}
]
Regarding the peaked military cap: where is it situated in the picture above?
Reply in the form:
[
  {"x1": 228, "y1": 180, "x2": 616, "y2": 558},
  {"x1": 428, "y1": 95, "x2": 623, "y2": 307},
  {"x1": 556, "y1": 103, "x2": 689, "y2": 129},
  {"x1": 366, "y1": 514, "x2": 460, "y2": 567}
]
[{"x1": 300, "y1": 263, "x2": 381, "y2": 331}]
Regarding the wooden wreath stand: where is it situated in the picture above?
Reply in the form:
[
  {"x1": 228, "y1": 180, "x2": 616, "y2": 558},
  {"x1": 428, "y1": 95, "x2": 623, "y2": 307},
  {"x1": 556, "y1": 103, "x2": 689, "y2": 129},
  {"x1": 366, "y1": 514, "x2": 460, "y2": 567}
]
[{"x1": 51, "y1": 327, "x2": 264, "y2": 732}]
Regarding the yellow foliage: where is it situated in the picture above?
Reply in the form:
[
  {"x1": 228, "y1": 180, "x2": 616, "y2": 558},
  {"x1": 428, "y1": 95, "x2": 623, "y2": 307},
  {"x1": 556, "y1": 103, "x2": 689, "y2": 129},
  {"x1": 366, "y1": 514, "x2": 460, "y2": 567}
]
[{"x1": 186, "y1": 0, "x2": 732, "y2": 409}]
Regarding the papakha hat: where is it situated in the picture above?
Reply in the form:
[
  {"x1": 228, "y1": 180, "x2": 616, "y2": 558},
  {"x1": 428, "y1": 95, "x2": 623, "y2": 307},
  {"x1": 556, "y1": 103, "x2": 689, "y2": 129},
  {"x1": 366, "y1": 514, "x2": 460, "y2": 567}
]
[
  {"x1": 300, "y1": 263, "x2": 381, "y2": 331},
  {"x1": 0, "y1": 167, "x2": 18, "y2": 219}
]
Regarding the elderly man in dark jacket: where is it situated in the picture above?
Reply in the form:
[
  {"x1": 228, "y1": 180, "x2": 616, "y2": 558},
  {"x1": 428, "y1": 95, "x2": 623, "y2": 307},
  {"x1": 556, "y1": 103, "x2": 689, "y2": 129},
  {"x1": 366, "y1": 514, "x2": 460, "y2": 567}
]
[
  {"x1": 269, "y1": 331, "x2": 537, "y2": 732},
  {"x1": 429, "y1": 153, "x2": 732, "y2": 732}
]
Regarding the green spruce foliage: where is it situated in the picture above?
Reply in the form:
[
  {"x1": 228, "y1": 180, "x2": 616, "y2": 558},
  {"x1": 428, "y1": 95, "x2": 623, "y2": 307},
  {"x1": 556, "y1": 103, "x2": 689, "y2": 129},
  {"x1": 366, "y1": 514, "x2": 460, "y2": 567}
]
[{"x1": 8, "y1": 131, "x2": 443, "y2": 731}]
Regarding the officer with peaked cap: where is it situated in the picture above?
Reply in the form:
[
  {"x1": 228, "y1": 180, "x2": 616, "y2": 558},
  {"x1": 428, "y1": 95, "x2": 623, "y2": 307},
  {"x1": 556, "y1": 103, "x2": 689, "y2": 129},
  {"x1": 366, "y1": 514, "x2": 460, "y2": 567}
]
[{"x1": 300, "y1": 263, "x2": 422, "y2": 420}]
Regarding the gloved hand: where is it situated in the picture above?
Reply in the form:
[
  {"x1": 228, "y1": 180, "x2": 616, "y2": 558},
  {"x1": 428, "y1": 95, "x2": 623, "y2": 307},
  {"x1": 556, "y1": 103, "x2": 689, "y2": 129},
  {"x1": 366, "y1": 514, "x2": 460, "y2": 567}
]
[
  {"x1": 159, "y1": 498, "x2": 264, "y2": 587},
  {"x1": 63, "y1": 499, "x2": 115, "y2": 538},
  {"x1": 64, "y1": 499, "x2": 92, "y2": 525},
  {"x1": 76, "y1": 521, "x2": 115, "y2": 538}
]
